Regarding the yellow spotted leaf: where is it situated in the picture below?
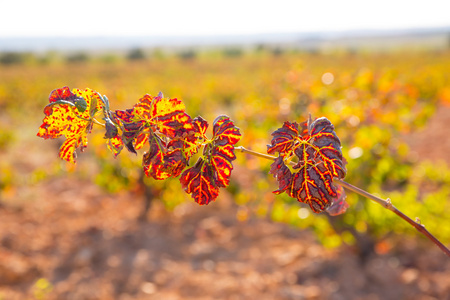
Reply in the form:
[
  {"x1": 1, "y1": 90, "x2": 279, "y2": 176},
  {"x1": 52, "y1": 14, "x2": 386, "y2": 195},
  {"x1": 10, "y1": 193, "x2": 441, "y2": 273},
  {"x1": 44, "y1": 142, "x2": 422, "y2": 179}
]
[{"x1": 37, "y1": 87, "x2": 102, "y2": 163}]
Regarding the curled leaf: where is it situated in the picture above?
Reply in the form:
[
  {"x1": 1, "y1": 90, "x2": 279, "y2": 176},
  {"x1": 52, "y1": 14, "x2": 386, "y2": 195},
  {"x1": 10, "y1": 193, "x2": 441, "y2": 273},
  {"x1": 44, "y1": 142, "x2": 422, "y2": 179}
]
[
  {"x1": 269, "y1": 156, "x2": 292, "y2": 194},
  {"x1": 104, "y1": 118, "x2": 118, "y2": 139},
  {"x1": 110, "y1": 109, "x2": 146, "y2": 155},
  {"x1": 326, "y1": 185, "x2": 349, "y2": 216}
]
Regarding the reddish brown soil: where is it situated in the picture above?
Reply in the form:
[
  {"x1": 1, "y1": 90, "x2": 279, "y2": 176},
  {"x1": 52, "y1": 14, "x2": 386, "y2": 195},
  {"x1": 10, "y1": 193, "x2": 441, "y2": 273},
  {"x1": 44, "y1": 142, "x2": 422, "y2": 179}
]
[
  {"x1": 0, "y1": 107, "x2": 450, "y2": 300},
  {"x1": 0, "y1": 178, "x2": 449, "y2": 300}
]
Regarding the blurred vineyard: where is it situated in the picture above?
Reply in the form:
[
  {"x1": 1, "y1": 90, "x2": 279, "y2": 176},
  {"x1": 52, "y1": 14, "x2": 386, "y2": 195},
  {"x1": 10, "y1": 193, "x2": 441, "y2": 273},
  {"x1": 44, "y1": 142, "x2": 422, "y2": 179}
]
[{"x1": 1, "y1": 47, "x2": 450, "y2": 257}]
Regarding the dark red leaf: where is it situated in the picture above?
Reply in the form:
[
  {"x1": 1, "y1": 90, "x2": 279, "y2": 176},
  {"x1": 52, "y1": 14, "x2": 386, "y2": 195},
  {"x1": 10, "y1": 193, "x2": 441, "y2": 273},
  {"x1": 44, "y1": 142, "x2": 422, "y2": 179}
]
[
  {"x1": 326, "y1": 185, "x2": 349, "y2": 216},
  {"x1": 142, "y1": 134, "x2": 170, "y2": 180},
  {"x1": 213, "y1": 115, "x2": 241, "y2": 146},
  {"x1": 179, "y1": 158, "x2": 220, "y2": 205},
  {"x1": 269, "y1": 156, "x2": 292, "y2": 194},
  {"x1": 132, "y1": 94, "x2": 193, "y2": 138},
  {"x1": 179, "y1": 115, "x2": 241, "y2": 204},
  {"x1": 104, "y1": 118, "x2": 118, "y2": 139},
  {"x1": 268, "y1": 116, "x2": 347, "y2": 213},
  {"x1": 192, "y1": 116, "x2": 208, "y2": 139}
]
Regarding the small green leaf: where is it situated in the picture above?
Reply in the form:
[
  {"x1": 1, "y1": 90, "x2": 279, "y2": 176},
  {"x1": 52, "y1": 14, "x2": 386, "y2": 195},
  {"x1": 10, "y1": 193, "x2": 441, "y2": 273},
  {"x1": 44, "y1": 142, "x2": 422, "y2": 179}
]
[{"x1": 75, "y1": 97, "x2": 88, "y2": 112}]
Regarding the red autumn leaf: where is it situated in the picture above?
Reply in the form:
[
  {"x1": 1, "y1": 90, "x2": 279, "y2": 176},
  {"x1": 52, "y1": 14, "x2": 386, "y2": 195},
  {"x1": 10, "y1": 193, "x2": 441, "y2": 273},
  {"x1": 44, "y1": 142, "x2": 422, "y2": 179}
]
[
  {"x1": 48, "y1": 86, "x2": 76, "y2": 103},
  {"x1": 109, "y1": 109, "x2": 147, "y2": 155},
  {"x1": 212, "y1": 115, "x2": 242, "y2": 146},
  {"x1": 267, "y1": 121, "x2": 307, "y2": 156},
  {"x1": 210, "y1": 115, "x2": 241, "y2": 187},
  {"x1": 142, "y1": 134, "x2": 170, "y2": 180},
  {"x1": 211, "y1": 143, "x2": 236, "y2": 188},
  {"x1": 37, "y1": 87, "x2": 102, "y2": 163},
  {"x1": 269, "y1": 156, "x2": 292, "y2": 194},
  {"x1": 326, "y1": 185, "x2": 349, "y2": 216},
  {"x1": 142, "y1": 135, "x2": 188, "y2": 180},
  {"x1": 268, "y1": 117, "x2": 347, "y2": 213},
  {"x1": 288, "y1": 161, "x2": 337, "y2": 213},
  {"x1": 179, "y1": 158, "x2": 220, "y2": 205},
  {"x1": 180, "y1": 116, "x2": 209, "y2": 162},
  {"x1": 162, "y1": 148, "x2": 187, "y2": 177},
  {"x1": 108, "y1": 93, "x2": 193, "y2": 161},
  {"x1": 106, "y1": 135, "x2": 124, "y2": 158},
  {"x1": 136, "y1": 94, "x2": 197, "y2": 180},
  {"x1": 192, "y1": 116, "x2": 208, "y2": 140},
  {"x1": 132, "y1": 93, "x2": 193, "y2": 138},
  {"x1": 45, "y1": 86, "x2": 86, "y2": 114},
  {"x1": 109, "y1": 93, "x2": 206, "y2": 180},
  {"x1": 180, "y1": 115, "x2": 241, "y2": 204}
]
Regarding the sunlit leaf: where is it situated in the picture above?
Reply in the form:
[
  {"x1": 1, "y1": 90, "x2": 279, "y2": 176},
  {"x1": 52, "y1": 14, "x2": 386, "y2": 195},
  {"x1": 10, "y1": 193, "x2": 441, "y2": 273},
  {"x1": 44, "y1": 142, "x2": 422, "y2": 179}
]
[
  {"x1": 180, "y1": 115, "x2": 241, "y2": 204},
  {"x1": 181, "y1": 116, "x2": 209, "y2": 161},
  {"x1": 213, "y1": 115, "x2": 242, "y2": 146},
  {"x1": 210, "y1": 115, "x2": 241, "y2": 187},
  {"x1": 211, "y1": 143, "x2": 235, "y2": 187},
  {"x1": 142, "y1": 134, "x2": 187, "y2": 180},
  {"x1": 179, "y1": 158, "x2": 220, "y2": 205},
  {"x1": 109, "y1": 93, "x2": 193, "y2": 162},
  {"x1": 267, "y1": 121, "x2": 307, "y2": 156},
  {"x1": 142, "y1": 134, "x2": 170, "y2": 180},
  {"x1": 268, "y1": 117, "x2": 347, "y2": 213},
  {"x1": 110, "y1": 109, "x2": 146, "y2": 155},
  {"x1": 37, "y1": 87, "x2": 102, "y2": 163},
  {"x1": 132, "y1": 93, "x2": 193, "y2": 137},
  {"x1": 106, "y1": 136, "x2": 124, "y2": 158}
]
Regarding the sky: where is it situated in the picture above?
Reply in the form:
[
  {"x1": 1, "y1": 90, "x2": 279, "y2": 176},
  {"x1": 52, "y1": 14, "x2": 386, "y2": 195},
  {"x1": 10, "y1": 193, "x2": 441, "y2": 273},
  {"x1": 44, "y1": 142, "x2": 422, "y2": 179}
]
[{"x1": 1, "y1": 0, "x2": 450, "y2": 37}]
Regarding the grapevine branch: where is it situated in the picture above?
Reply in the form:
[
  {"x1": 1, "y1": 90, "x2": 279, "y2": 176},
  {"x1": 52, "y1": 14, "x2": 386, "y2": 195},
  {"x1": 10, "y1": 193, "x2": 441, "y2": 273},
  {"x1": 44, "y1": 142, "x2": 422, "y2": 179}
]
[
  {"x1": 37, "y1": 87, "x2": 450, "y2": 257},
  {"x1": 235, "y1": 146, "x2": 450, "y2": 257}
]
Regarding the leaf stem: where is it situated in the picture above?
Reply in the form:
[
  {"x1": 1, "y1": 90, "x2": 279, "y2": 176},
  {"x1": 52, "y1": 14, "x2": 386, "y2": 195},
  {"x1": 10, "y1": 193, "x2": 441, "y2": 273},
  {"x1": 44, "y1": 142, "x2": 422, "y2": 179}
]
[
  {"x1": 234, "y1": 146, "x2": 276, "y2": 161},
  {"x1": 235, "y1": 145, "x2": 450, "y2": 257},
  {"x1": 92, "y1": 118, "x2": 105, "y2": 127}
]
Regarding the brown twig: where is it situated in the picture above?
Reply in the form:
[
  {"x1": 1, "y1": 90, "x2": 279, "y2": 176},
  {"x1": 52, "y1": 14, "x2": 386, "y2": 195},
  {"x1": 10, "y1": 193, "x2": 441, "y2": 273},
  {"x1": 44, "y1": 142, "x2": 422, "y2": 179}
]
[{"x1": 235, "y1": 146, "x2": 450, "y2": 257}]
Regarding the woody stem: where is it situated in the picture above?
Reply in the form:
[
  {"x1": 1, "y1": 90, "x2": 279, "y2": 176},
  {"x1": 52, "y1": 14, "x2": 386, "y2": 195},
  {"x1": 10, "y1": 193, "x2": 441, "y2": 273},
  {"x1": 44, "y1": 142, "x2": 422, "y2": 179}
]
[{"x1": 234, "y1": 145, "x2": 450, "y2": 257}]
